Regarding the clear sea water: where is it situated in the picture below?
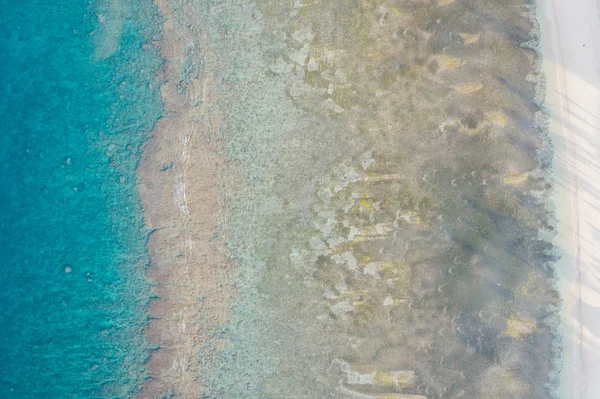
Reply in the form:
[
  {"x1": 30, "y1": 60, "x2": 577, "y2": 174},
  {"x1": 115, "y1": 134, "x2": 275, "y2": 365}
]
[{"x1": 0, "y1": 1, "x2": 162, "y2": 397}]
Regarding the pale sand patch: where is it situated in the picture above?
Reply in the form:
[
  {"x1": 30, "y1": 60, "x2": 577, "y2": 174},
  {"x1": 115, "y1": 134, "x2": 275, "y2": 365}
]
[
  {"x1": 93, "y1": 0, "x2": 125, "y2": 60},
  {"x1": 538, "y1": 0, "x2": 600, "y2": 397},
  {"x1": 137, "y1": 1, "x2": 236, "y2": 397}
]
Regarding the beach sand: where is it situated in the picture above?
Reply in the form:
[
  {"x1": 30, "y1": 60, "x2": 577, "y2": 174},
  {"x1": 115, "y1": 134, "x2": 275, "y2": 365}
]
[{"x1": 537, "y1": 0, "x2": 600, "y2": 397}]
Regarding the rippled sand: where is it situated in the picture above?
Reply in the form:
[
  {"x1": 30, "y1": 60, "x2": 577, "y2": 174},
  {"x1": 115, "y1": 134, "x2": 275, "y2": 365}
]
[{"x1": 141, "y1": 1, "x2": 558, "y2": 398}]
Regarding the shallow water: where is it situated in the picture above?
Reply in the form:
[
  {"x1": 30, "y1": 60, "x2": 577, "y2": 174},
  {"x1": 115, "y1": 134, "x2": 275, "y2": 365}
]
[
  {"x1": 1, "y1": 0, "x2": 559, "y2": 397},
  {"x1": 192, "y1": 1, "x2": 558, "y2": 398},
  {"x1": 0, "y1": 1, "x2": 162, "y2": 397}
]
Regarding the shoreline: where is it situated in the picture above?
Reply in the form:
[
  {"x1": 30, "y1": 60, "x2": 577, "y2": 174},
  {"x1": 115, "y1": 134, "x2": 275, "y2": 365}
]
[
  {"x1": 137, "y1": 1, "x2": 235, "y2": 397},
  {"x1": 537, "y1": 0, "x2": 600, "y2": 397}
]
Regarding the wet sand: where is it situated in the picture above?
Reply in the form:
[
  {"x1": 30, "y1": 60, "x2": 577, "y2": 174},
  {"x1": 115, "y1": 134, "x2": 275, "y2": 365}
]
[{"x1": 537, "y1": 0, "x2": 600, "y2": 398}]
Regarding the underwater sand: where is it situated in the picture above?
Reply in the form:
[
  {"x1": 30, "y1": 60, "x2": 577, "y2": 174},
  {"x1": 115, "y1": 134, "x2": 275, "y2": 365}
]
[{"x1": 141, "y1": 0, "x2": 561, "y2": 398}]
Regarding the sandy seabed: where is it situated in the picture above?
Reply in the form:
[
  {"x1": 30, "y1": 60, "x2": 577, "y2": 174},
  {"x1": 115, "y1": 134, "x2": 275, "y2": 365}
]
[{"x1": 136, "y1": 0, "x2": 572, "y2": 397}]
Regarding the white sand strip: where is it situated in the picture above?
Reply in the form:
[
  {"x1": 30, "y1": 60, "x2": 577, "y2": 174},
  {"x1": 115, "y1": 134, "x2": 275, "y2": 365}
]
[{"x1": 537, "y1": 0, "x2": 600, "y2": 397}]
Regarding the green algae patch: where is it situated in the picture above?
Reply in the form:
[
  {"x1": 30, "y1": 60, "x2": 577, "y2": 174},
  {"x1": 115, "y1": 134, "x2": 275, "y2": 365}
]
[
  {"x1": 503, "y1": 173, "x2": 529, "y2": 185},
  {"x1": 438, "y1": 55, "x2": 467, "y2": 69},
  {"x1": 455, "y1": 83, "x2": 484, "y2": 93},
  {"x1": 459, "y1": 33, "x2": 481, "y2": 45},
  {"x1": 504, "y1": 317, "x2": 537, "y2": 339}
]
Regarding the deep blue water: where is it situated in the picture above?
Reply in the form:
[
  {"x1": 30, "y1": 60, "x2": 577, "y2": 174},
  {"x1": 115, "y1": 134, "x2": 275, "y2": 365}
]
[{"x1": 0, "y1": 1, "x2": 162, "y2": 397}]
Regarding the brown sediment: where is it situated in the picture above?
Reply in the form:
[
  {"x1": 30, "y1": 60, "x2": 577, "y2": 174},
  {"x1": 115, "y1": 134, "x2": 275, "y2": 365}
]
[{"x1": 137, "y1": 0, "x2": 235, "y2": 397}]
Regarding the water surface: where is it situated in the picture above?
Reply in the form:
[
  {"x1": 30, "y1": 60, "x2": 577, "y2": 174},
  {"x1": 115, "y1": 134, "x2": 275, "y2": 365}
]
[{"x1": 0, "y1": 1, "x2": 162, "y2": 397}]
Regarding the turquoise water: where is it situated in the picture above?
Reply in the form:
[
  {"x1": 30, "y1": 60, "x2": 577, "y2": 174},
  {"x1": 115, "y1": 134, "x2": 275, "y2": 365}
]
[{"x1": 0, "y1": 1, "x2": 162, "y2": 397}]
